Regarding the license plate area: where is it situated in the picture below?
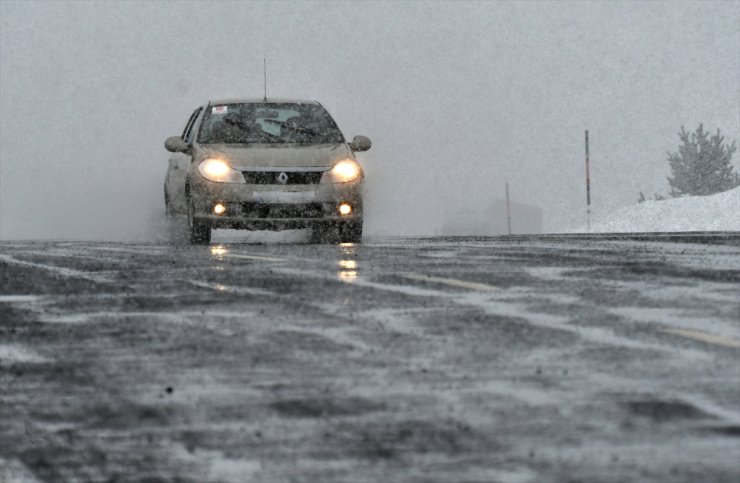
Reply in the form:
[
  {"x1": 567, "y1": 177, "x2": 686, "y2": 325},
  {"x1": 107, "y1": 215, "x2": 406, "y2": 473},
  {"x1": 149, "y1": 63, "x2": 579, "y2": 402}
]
[
  {"x1": 253, "y1": 191, "x2": 316, "y2": 203},
  {"x1": 242, "y1": 202, "x2": 323, "y2": 219}
]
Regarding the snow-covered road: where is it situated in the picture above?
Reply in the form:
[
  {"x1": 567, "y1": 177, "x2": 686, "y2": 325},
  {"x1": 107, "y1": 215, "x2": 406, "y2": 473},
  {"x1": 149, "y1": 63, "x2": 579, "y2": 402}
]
[{"x1": 1, "y1": 236, "x2": 739, "y2": 482}]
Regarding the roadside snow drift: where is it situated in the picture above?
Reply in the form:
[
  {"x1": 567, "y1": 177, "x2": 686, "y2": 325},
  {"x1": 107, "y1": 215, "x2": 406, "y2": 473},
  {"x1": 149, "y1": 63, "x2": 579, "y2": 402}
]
[{"x1": 586, "y1": 187, "x2": 740, "y2": 232}]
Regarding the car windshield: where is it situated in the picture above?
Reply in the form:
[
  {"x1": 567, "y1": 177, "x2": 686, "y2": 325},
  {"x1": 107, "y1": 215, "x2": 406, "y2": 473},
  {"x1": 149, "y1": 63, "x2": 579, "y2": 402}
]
[{"x1": 197, "y1": 103, "x2": 345, "y2": 145}]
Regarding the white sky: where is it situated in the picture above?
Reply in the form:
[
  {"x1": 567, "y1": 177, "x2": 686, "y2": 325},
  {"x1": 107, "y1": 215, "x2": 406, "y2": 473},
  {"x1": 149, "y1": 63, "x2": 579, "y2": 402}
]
[{"x1": 1, "y1": 0, "x2": 738, "y2": 239}]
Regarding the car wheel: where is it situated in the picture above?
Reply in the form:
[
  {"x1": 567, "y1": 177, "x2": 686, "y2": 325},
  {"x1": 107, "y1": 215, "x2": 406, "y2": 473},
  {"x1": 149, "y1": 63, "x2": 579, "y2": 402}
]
[
  {"x1": 339, "y1": 221, "x2": 362, "y2": 244},
  {"x1": 164, "y1": 189, "x2": 169, "y2": 215},
  {"x1": 312, "y1": 222, "x2": 351, "y2": 244},
  {"x1": 187, "y1": 199, "x2": 211, "y2": 245}
]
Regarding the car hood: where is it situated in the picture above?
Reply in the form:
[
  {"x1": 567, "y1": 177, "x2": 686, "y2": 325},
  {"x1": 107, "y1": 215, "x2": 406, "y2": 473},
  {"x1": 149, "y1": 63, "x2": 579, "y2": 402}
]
[{"x1": 196, "y1": 143, "x2": 351, "y2": 169}]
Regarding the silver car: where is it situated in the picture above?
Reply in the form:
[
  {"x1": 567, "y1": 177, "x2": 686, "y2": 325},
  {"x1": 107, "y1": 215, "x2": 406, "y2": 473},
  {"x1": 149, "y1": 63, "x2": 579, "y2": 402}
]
[{"x1": 164, "y1": 98, "x2": 370, "y2": 244}]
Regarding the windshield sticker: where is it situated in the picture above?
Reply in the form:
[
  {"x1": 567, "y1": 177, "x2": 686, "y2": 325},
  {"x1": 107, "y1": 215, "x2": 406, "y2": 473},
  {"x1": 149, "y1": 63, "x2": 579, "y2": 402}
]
[{"x1": 212, "y1": 106, "x2": 228, "y2": 114}]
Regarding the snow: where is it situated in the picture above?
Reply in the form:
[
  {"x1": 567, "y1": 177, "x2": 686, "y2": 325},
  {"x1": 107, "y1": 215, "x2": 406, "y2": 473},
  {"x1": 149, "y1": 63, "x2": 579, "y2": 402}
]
[
  {"x1": 0, "y1": 458, "x2": 43, "y2": 483},
  {"x1": 0, "y1": 344, "x2": 49, "y2": 364},
  {"x1": 583, "y1": 187, "x2": 740, "y2": 233}
]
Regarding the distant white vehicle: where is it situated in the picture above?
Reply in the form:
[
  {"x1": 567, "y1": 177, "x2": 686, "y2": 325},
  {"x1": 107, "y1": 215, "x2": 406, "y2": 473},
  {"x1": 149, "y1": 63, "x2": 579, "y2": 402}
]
[{"x1": 164, "y1": 98, "x2": 371, "y2": 244}]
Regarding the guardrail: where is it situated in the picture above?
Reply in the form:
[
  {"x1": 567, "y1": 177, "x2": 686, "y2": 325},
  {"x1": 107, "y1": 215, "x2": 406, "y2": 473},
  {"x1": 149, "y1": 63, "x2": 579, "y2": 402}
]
[{"x1": 404, "y1": 232, "x2": 740, "y2": 246}]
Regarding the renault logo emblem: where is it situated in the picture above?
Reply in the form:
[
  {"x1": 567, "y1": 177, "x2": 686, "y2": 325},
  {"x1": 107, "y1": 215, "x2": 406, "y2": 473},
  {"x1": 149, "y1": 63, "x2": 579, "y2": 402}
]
[{"x1": 277, "y1": 172, "x2": 288, "y2": 184}]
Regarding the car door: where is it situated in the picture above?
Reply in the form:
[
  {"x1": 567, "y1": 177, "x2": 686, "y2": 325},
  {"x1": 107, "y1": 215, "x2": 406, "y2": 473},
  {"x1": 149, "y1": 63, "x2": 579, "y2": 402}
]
[{"x1": 165, "y1": 106, "x2": 202, "y2": 214}]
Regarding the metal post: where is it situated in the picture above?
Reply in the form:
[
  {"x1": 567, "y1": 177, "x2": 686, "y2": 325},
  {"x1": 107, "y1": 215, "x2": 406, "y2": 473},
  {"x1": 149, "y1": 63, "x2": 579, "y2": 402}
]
[
  {"x1": 505, "y1": 182, "x2": 512, "y2": 235},
  {"x1": 585, "y1": 130, "x2": 591, "y2": 231}
]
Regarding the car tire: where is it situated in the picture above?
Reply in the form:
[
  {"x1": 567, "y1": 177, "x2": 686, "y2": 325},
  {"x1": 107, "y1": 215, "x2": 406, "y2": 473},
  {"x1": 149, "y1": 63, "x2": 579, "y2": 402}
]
[
  {"x1": 339, "y1": 221, "x2": 362, "y2": 244},
  {"x1": 164, "y1": 189, "x2": 171, "y2": 216},
  {"x1": 164, "y1": 188, "x2": 180, "y2": 218},
  {"x1": 187, "y1": 199, "x2": 211, "y2": 245}
]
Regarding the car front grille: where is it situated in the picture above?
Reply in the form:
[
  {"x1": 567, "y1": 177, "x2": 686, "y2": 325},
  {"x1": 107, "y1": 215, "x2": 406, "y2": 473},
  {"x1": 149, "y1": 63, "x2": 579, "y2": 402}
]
[
  {"x1": 240, "y1": 202, "x2": 324, "y2": 219},
  {"x1": 241, "y1": 171, "x2": 325, "y2": 185}
]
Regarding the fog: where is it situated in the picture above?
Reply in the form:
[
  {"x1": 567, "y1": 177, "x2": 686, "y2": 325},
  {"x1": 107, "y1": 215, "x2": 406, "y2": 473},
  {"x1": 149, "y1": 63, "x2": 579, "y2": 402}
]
[{"x1": 1, "y1": 1, "x2": 738, "y2": 240}]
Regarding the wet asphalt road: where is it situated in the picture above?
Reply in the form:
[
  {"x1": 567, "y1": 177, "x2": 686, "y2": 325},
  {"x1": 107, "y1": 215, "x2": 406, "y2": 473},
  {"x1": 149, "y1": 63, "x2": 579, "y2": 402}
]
[{"x1": 1, "y1": 234, "x2": 739, "y2": 482}]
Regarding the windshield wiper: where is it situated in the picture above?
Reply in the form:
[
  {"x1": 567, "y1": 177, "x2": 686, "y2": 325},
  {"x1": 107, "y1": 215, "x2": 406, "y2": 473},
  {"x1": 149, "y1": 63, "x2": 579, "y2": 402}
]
[
  {"x1": 263, "y1": 119, "x2": 319, "y2": 137},
  {"x1": 221, "y1": 118, "x2": 284, "y2": 143}
]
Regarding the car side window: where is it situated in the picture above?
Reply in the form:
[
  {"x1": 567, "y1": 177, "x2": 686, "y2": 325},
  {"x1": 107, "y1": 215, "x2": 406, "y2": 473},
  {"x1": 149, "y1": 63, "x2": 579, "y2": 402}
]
[{"x1": 181, "y1": 107, "x2": 203, "y2": 144}]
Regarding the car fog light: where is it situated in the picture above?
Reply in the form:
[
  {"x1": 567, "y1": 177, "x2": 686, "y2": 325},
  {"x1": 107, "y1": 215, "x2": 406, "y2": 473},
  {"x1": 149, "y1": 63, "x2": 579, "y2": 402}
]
[
  {"x1": 338, "y1": 203, "x2": 352, "y2": 215},
  {"x1": 213, "y1": 203, "x2": 226, "y2": 215}
]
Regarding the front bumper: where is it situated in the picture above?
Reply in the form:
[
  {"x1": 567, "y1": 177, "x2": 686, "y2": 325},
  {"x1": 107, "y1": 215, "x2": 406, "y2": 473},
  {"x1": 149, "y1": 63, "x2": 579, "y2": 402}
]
[{"x1": 190, "y1": 178, "x2": 363, "y2": 230}]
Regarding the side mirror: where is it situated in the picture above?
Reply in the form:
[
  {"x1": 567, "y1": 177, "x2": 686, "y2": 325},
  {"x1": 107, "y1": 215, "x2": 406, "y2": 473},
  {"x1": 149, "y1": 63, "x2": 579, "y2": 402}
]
[
  {"x1": 164, "y1": 136, "x2": 188, "y2": 153},
  {"x1": 349, "y1": 135, "x2": 371, "y2": 152}
]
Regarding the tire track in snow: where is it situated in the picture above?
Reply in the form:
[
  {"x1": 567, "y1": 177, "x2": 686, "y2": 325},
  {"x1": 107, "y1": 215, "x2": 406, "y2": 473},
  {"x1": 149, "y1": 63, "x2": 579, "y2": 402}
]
[{"x1": 0, "y1": 254, "x2": 112, "y2": 283}]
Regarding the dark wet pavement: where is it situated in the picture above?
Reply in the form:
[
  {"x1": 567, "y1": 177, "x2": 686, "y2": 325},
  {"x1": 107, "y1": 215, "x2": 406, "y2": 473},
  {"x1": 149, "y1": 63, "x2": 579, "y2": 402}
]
[{"x1": 1, "y1": 236, "x2": 739, "y2": 482}]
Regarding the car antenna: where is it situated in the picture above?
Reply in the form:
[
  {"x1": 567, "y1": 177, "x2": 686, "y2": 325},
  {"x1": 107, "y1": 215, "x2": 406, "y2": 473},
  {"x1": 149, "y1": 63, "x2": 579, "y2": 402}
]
[{"x1": 263, "y1": 58, "x2": 267, "y2": 102}]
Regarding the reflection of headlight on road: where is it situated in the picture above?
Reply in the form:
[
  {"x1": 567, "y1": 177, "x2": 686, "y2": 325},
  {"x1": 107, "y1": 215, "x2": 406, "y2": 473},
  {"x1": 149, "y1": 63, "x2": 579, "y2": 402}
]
[
  {"x1": 198, "y1": 159, "x2": 245, "y2": 183},
  {"x1": 210, "y1": 245, "x2": 227, "y2": 257},
  {"x1": 338, "y1": 270, "x2": 357, "y2": 283},
  {"x1": 338, "y1": 260, "x2": 356, "y2": 270},
  {"x1": 338, "y1": 259, "x2": 358, "y2": 283},
  {"x1": 330, "y1": 159, "x2": 361, "y2": 183}
]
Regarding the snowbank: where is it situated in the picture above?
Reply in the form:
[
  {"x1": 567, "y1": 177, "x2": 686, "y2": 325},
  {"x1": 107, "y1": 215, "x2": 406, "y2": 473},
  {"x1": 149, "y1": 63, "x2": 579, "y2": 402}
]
[{"x1": 584, "y1": 187, "x2": 740, "y2": 233}]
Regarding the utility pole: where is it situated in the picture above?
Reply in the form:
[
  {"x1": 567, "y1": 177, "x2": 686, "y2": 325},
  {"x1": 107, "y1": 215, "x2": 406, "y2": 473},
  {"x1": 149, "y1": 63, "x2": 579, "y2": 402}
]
[
  {"x1": 585, "y1": 130, "x2": 591, "y2": 231},
  {"x1": 505, "y1": 181, "x2": 512, "y2": 235}
]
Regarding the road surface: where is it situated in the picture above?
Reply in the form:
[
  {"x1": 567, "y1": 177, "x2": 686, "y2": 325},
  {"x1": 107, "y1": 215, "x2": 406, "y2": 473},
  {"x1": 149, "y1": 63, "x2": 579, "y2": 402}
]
[{"x1": 1, "y1": 235, "x2": 739, "y2": 482}]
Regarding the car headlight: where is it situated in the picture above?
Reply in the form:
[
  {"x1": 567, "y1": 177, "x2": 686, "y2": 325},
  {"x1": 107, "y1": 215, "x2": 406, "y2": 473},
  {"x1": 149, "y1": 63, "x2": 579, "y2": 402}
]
[
  {"x1": 198, "y1": 159, "x2": 245, "y2": 183},
  {"x1": 330, "y1": 159, "x2": 362, "y2": 183}
]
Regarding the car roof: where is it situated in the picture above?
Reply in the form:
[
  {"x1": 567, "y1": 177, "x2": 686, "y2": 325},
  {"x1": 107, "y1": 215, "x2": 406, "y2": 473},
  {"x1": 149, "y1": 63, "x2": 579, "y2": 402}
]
[{"x1": 207, "y1": 98, "x2": 320, "y2": 106}]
